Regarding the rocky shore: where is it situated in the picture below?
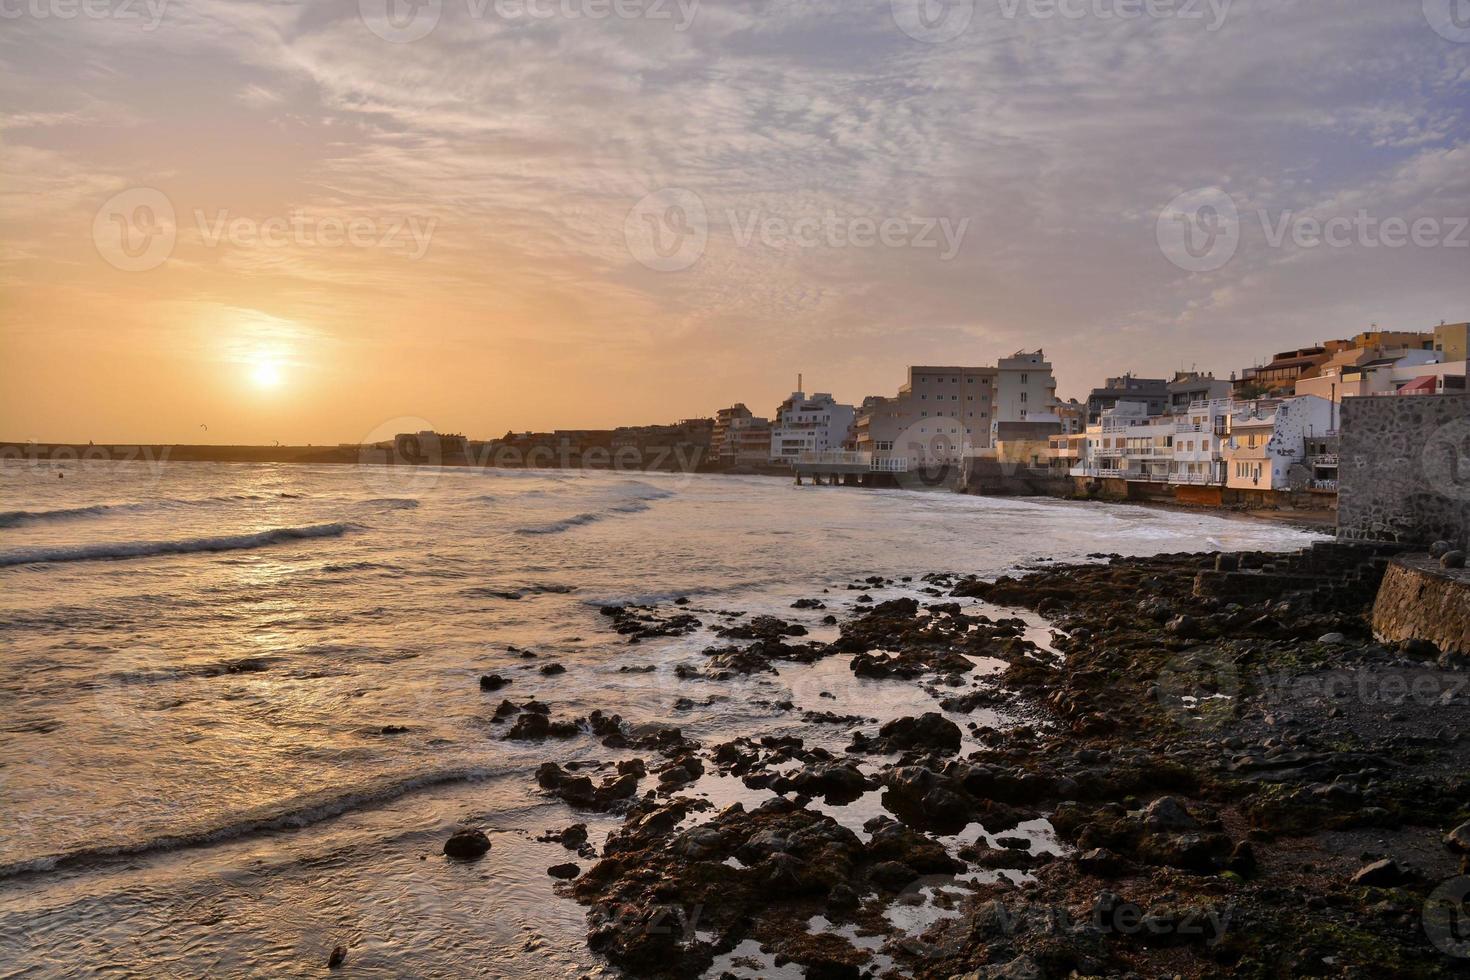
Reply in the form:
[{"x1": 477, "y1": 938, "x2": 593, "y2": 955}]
[{"x1": 494, "y1": 551, "x2": 1470, "y2": 979}]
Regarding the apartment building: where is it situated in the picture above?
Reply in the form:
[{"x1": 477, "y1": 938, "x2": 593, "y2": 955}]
[
  {"x1": 769, "y1": 392, "x2": 855, "y2": 463},
  {"x1": 711, "y1": 404, "x2": 773, "y2": 467},
  {"x1": 853, "y1": 351, "x2": 1059, "y2": 467},
  {"x1": 1166, "y1": 372, "x2": 1233, "y2": 413},
  {"x1": 1436, "y1": 322, "x2": 1469, "y2": 363},
  {"x1": 1086, "y1": 375, "x2": 1169, "y2": 423},
  {"x1": 1221, "y1": 395, "x2": 1336, "y2": 492},
  {"x1": 1067, "y1": 394, "x2": 1334, "y2": 497},
  {"x1": 1169, "y1": 398, "x2": 1231, "y2": 486}
]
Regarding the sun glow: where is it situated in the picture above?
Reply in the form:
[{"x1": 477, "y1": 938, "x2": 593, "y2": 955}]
[{"x1": 249, "y1": 359, "x2": 284, "y2": 389}]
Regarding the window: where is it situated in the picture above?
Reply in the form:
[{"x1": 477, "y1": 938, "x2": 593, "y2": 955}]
[{"x1": 1020, "y1": 373, "x2": 1028, "y2": 383}]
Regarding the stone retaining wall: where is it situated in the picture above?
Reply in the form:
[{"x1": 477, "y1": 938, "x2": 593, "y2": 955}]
[
  {"x1": 1338, "y1": 394, "x2": 1470, "y2": 548},
  {"x1": 1372, "y1": 557, "x2": 1470, "y2": 655}
]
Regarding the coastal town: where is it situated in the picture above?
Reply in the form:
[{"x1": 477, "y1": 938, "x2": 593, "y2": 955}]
[{"x1": 364, "y1": 320, "x2": 1470, "y2": 516}]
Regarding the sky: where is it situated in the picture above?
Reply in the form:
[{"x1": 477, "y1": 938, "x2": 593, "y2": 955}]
[{"x1": 1, "y1": 0, "x2": 1467, "y2": 445}]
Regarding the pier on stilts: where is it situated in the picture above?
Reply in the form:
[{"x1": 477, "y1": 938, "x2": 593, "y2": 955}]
[{"x1": 790, "y1": 451, "x2": 909, "y2": 488}]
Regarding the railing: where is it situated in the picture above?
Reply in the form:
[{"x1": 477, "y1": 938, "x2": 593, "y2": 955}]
[
  {"x1": 1169, "y1": 472, "x2": 1221, "y2": 486},
  {"x1": 1309, "y1": 479, "x2": 1339, "y2": 492},
  {"x1": 1309, "y1": 453, "x2": 1340, "y2": 467},
  {"x1": 796, "y1": 451, "x2": 910, "y2": 473}
]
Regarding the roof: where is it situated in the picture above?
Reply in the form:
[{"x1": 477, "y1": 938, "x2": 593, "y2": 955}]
[{"x1": 1399, "y1": 375, "x2": 1438, "y2": 393}]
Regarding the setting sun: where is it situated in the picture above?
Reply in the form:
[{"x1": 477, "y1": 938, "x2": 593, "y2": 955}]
[{"x1": 249, "y1": 360, "x2": 283, "y2": 389}]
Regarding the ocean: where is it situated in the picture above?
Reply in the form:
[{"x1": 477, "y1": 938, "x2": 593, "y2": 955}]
[{"x1": 0, "y1": 460, "x2": 1324, "y2": 977}]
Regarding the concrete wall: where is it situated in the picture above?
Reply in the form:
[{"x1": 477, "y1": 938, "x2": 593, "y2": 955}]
[
  {"x1": 1338, "y1": 394, "x2": 1470, "y2": 548},
  {"x1": 1373, "y1": 557, "x2": 1470, "y2": 655}
]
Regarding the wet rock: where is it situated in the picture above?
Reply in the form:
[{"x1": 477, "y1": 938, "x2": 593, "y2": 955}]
[
  {"x1": 1442, "y1": 550, "x2": 1466, "y2": 569},
  {"x1": 1165, "y1": 614, "x2": 1204, "y2": 639},
  {"x1": 539, "y1": 662, "x2": 566, "y2": 676},
  {"x1": 718, "y1": 615, "x2": 809, "y2": 641},
  {"x1": 873, "y1": 713, "x2": 961, "y2": 754},
  {"x1": 548, "y1": 862, "x2": 581, "y2": 879},
  {"x1": 771, "y1": 761, "x2": 871, "y2": 805},
  {"x1": 479, "y1": 673, "x2": 511, "y2": 691},
  {"x1": 443, "y1": 828, "x2": 491, "y2": 861},
  {"x1": 952, "y1": 955, "x2": 1043, "y2": 980},
  {"x1": 598, "y1": 604, "x2": 701, "y2": 640},
  {"x1": 327, "y1": 945, "x2": 346, "y2": 969},
  {"x1": 1076, "y1": 847, "x2": 1124, "y2": 877},
  {"x1": 505, "y1": 712, "x2": 581, "y2": 740},
  {"x1": 1141, "y1": 796, "x2": 1198, "y2": 832}
]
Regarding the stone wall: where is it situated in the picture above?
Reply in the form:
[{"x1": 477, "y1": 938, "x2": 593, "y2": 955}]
[
  {"x1": 1372, "y1": 557, "x2": 1470, "y2": 655},
  {"x1": 1337, "y1": 394, "x2": 1470, "y2": 548}
]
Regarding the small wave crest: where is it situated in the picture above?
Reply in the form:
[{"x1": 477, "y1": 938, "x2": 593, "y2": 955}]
[
  {"x1": 0, "y1": 522, "x2": 357, "y2": 568},
  {"x1": 0, "y1": 493, "x2": 304, "y2": 529},
  {"x1": 0, "y1": 767, "x2": 510, "y2": 880},
  {"x1": 362, "y1": 497, "x2": 419, "y2": 510},
  {"x1": 514, "y1": 512, "x2": 606, "y2": 536}
]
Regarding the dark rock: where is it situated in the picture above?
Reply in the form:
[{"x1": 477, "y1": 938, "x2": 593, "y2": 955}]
[
  {"x1": 327, "y1": 945, "x2": 346, "y2": 969},
  {"x1": 479, "y1": 674, "x2": 510, "y2": 691},
  {"x1": 1076, "y1": 847, "x2": 1124, "y2": 877},
  {"x1": 1351, "y1": 858, "x2": 1411, "y2": 888},
  {"x1": 1442, "y1": 550, "x2": 1466, "y2": 569},
  {"x1": 872, "y1": 713, "x2": 962, "y2": 754},
  {"x1": 1445, "y1": 821, "x2": 1470, "y2": 854},
  {"x1": 539, "y1": 662, "x2": 567, "y2": 676},
  {"x1": 443, "y1": 828, "x2": 491, "y2": 861},
  {"x1": 1141, "y1": 795, "x2": 1198, "y2": 832},
  {"x1": 547, "y1": 862, "x2": 581, "y2": 879}
]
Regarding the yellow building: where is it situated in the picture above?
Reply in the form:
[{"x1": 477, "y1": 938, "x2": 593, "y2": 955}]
[{"x1": 1435, "y1": 322, "x2": 1469, "y2": 363}]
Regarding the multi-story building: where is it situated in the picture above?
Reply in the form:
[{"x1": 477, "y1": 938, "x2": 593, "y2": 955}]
[
  {"x1": 853, "y1": 351, "x2": 1059, "y2": 467},
  {"x1": 1169, "y1": 398, "x2": 1231, "y2": 486},
  {"x1": 1086, "y1": 375, "x2": 1169, "y2": 423},
  {"x1": 992, "y1": 350, "x2": 1059, "y2": 429},
  {"x1": 1232, "y1": 347, "x2": 1330, "y2": 398},
  {"x1": 1166, "y1": 371, "x2": 1233, "y2": 413},
  {"x1": 769, "y1": 392, "x2": 855, "y2": 463},
  {"x1": 1221, "y1": 395, "x2": 1336, "y2": 492},
  {"x1": 1436, "y1": 322, "x2": 1470, "y2": 363},
  {"x1": 710, "y1": 404, "x2": 773, "y2": 466},
  {"x1": 1295, "y1": 349, "x2": 1465, "y2": 400}
]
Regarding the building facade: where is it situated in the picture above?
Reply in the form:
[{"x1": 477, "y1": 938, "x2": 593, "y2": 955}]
[
  {"x1": 770, "y1": 392, "x2": 856, "y2": 463},
  {"x1": 853, "y1": 351, "x2": 1059, "y2": 468}
]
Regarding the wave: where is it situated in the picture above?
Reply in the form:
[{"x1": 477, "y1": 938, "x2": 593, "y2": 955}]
[
  {"x1": 0, "y1": 493, "x2": 304, "y2": 529},
  {"x1": 0, "y1": 767, "x2": 511, "y2": 880},
  {"x1": 514, "y1": 512, "x2": 607, "y2": 535},
  {"x1": 362, "y1": 497, "x2": 419, "y2": 510},
  {"x1": 0, "y1": 522, "x2": 357, "y2": 568}
]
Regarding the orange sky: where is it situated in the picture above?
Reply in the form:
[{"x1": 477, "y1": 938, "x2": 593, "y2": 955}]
[{"x1": 2, "y1": 1, "x2": 1467, "y2": 444}]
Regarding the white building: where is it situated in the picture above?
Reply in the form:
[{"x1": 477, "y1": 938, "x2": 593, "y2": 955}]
[
  {"x1": 1169, "y1": 398, "x2": 1231, "y2": 486},
  {"x1": 1222, "y1": 395, "x2": 1336, "y2": 492},
  {"x1": 770, "y1": 392, "x2": 855, "y2": 463}
]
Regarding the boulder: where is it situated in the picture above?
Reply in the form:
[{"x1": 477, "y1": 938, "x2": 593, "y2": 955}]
[
  {"x1": 875, "y1": 713, "x2": 962, "y2": 753},
  {"x1": 1351, "y1": 858, "x2": 1411, "y2": 888},
  {"x1": 443, "y1": 828, "x2": 491, "y2": 861}
]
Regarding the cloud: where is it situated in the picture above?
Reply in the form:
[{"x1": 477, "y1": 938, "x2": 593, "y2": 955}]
[{"x1": 1, "y1": 0, "x2": 1466, "y2": 438}]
